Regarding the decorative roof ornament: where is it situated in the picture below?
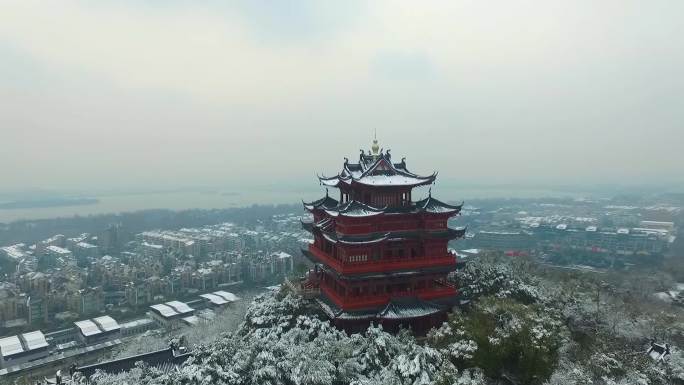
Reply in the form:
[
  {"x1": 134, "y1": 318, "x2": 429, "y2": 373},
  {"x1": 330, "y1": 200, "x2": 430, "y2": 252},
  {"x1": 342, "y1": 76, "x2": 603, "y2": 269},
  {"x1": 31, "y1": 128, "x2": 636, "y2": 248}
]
[
  {"x1": 317, "y1": 144, "x2": 437, "y2": 188},
  {"x1": 371, "y1": 129, "x2": 380, "y2": 156}
]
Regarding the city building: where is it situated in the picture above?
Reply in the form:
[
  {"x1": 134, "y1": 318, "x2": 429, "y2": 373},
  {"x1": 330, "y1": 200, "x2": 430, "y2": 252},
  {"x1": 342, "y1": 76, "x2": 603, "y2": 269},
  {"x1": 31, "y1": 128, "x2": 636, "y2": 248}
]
[
  {"x1": 536, "y1": 224, "x2": 672, "y2": 258},
  {"x1": 0, "y1": 244, "x2": 30, "y2": 264},
  {"x1": 149, "y1": 301, "x2": 195, "y2": 329},
  {"x1": 124, "y1": 282, "x2": 153, "y2": 307},
  {"x1": 0, "y1": 331, "x2": 49, "y2": 369},
  {"x1": 74, "y1": 315, "x2": 121, "y2": 345},
  {"x1": 73, "y1": 242, "x2": 100, "y2": 259},
  {"x1": 72, "y1": 343, "x2": 191, "y2": 380},
  {"x1": 26, "y1": 296, "x2": 48, "y2": 324},
  {"x1": 140, "y1": 231, "x2": 200, "y2": 256},
  {"x1": 0, "y1": 283, "x2": 23, "y2": 324},
  {"x1": 76, "y1": 287, "x2": 104, "y2": 315},
  {"x1": 119, "y1": 318, "x2": 156, "y2": 337},
  {"x1": 301, "y1": 140, "x2": 464, "y2": 333},
  {"x1": 199, "y1": 291, "x2": 240, "y2": 310},
  {"x1": 471, "y1": 230, "x2": 533, "y2": 252}
]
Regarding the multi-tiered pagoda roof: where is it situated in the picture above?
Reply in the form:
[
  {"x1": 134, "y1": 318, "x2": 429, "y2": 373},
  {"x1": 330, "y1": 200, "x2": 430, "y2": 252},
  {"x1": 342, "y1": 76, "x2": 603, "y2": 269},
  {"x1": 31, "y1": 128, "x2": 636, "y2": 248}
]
[
  {"x1": 303, "y1": 195, "x2": 463, "y2": 217},
  {"x1": 318, "y1": 151, "x2": 436, "y2": 188}
]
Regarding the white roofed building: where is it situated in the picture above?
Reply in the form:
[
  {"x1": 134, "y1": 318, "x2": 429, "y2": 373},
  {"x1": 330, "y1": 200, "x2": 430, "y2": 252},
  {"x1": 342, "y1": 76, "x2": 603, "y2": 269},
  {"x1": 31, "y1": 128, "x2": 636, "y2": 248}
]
[
  {"x1": 0, "y1": 330, "x2": 49, "y2": 368},
  {"x1": 74, "y1": 315, "x2": 121, "y2": 345},
  {"x1": 199, "y1": 291, "x2": 240, "y2": 310},
  {"x1": 149, "y1": 301, "x2": 195, "y2": 329}
]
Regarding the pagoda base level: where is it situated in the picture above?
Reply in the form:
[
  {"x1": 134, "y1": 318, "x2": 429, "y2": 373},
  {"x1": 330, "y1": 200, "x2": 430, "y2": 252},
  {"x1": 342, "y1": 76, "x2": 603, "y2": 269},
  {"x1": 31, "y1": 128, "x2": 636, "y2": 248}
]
[
  {"x1": 315, "y1": 294, "x2": 457, "y2": 336},
  {"x1": 331, "y1": 311, "x2": 448, "y2": 335}
]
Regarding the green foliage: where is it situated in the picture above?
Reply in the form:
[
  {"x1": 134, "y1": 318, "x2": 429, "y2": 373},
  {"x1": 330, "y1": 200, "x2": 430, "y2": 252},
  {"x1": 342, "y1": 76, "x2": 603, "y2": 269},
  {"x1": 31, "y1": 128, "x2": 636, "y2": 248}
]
[{"x1": 429, "y1": 297, "x2": 565, "y2": 384}]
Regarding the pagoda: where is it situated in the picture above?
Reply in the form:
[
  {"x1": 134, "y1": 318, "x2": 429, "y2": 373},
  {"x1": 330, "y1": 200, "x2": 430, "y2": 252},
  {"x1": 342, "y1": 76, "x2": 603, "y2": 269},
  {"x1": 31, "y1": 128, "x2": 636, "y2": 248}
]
[{"x1": 300, "y1": 138, "x2": 465, "y2": 333}]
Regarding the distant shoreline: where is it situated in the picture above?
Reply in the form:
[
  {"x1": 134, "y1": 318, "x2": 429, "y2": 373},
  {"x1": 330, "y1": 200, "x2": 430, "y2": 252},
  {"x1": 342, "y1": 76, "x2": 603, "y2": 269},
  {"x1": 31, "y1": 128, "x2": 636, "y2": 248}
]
[{"x1": 0, "y1": 197, "x2": 99, "y2": 210}]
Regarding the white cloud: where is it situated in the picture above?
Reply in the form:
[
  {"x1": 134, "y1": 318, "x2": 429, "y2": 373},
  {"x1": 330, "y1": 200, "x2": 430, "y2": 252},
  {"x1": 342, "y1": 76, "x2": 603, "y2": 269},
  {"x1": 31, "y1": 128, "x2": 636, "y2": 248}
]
[{"x1": 0, "y1": 0, "x2": 682, "y2": 192}]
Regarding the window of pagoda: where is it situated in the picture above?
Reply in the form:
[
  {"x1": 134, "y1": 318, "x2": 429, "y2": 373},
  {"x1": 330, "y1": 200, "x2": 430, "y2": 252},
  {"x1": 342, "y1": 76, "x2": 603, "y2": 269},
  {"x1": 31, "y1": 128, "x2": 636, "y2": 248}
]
[
  {"x1": 323, "y1": 238, "x2": 334, "y2": 254},
  {"x1": 423, "y1": 215, "x2": 448, "y2": 230},
  {"x1": 339, "y1": 190, "x2": 351, "y2": 204},
  {"x1": 336, "y1": 217, "x2": 375, "y2": 234},
  {"x1": 424, "y1": 240, "x2": 448, "y2": 257},
  {"x1": 339, "y1": 246, "x2": 370, "y2": 263}
]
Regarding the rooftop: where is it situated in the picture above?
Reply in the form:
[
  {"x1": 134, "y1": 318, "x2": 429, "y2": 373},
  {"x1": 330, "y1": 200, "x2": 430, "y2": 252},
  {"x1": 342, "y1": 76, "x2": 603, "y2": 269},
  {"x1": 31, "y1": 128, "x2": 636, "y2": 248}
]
[
  {"x1": 92, "y1": 316, "x2": 120, "y2": 332},
  {"x1": 150, "y1": 304, "x2": 178, "y2": 318},
  {"x1": 74, "y1": 320, "x2": 102, "y2": 337},
  {"x1": 20, "y1": 331, "x2": 48, "y2": 351},
  {"x1": 0, "y1": 331, "x2": 49, "y2": 358},
  {"x1": 214, "y1": 291, "x2": 240, "y2": 302},
  {"x1": 150, "y1": 301, "x2": 195, "y2": 318},
  {"x1": 318, "y1": 149, "x2": 436, "y2": 188},
  {"x1": 166, "y1": 301, "x2": 194, "y2": 314},
  {"x1": 0, "y1": 336, "x2": 24, "y2": 358},
  {"x1": 199, "y1": 293, "x2": 229, "y2": 306}
]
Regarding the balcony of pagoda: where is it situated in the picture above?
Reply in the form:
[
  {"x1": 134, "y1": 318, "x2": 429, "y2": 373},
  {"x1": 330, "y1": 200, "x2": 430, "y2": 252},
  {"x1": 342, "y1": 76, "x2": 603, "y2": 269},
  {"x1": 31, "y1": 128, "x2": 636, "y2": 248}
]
[
  {"x1": 335, "y1": 216, "x2": 451, "y2": 235},
  {"x1": 304, "y1": 245, "x2": 457, "y2": 276},
  {"x1": 285, "y1": 275, "x2": 321, "y2": 299},
  {"x1": 318, "y1": 280, "x2": 457, "y2": 311}
]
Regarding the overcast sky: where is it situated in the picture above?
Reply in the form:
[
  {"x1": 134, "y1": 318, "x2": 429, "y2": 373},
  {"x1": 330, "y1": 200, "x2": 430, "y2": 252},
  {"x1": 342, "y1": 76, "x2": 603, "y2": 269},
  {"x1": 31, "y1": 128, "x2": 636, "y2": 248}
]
[{"x1": 1, "y1": 0, "x2": 683, "y2": 193}]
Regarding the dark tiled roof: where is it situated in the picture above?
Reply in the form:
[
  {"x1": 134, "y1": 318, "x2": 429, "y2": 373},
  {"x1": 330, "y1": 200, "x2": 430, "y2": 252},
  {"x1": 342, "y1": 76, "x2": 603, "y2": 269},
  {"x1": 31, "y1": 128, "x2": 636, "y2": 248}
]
[
  {"x1": 74, "y1": 347, "x2": 191, "y2": 378},
  {"x1": 378, "y1": 297, "x2": 444, "y2": 320},
  {"x1": 303, "y1": 195, "x2": 339, "y2": 211}
]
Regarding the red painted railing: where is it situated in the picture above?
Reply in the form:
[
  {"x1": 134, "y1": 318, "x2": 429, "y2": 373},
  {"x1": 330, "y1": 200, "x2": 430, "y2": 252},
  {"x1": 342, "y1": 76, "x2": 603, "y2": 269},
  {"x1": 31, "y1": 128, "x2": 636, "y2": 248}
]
[
  {"x1": 308, "y1": 245, "x2": 456, "y2": 275},
  {"x1": 319, "y1": 282, "x2": 457, "y2": 310}
]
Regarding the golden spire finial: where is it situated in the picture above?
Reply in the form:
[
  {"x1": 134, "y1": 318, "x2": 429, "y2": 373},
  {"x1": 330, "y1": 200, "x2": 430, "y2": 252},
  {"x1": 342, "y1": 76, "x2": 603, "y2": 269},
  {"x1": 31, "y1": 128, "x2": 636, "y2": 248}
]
[{"x1": 371, "y1": 129, "x2": 380, "y2": 155}]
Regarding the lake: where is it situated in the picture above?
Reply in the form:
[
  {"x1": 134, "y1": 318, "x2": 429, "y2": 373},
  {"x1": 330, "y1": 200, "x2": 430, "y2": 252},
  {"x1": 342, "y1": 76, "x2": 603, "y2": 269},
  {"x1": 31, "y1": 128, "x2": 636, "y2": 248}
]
[{"x1": 0, "y1": 186, "x2": 582, "y2": 224}]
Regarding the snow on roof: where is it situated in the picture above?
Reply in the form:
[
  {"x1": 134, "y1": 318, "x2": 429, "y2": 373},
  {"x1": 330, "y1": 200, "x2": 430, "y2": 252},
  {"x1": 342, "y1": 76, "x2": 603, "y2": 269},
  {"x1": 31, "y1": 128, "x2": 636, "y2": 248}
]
[
  {"x1": 556, "y1": 224, "x2": 567, "y2": 230},
  {"x1": 199, "y1": 293, "x2": 229, "y2": 306},
  {"x1": 92, "y1": 316, "x2": 120, "y2": 332},
  {"x1": 319, "y1": 178, "x2": 341, "y2": 187},
  {"x1": 378, "y1": 298, "x2": 443, "y2": 320},
  {"x1": 479, "y1": 230, "x2": 521, "y2": 236},
  {"x1": 120, "y1": 318, "x2": 154, "y2": 329},
  {"x1": 150, "y1": 304, "x2": 179, "y2": 318},
  {"x1": 21, "y1": 331, "x2": 48, "y2": 350},
  {"x1": 273, "y1": 251, "x2": 292, "y2": 259},
  {"x1": 76, "y1": 242, "x2": 98, "y2": 249},
  {"x1": 617, "y1": 228, "x2": 630, "y2": 235},
  {"x1": 355, "y1": 174, "x2": 430, "y2": 186},
  {"x1": 325, "y1": 204, "x2": 384, "y2": 218},
  {"x1": 181, "y1": 315, "x2": 200, "y2": 326},
  {"x1": 0, "y1": 336, "x2": 24, "y2": 357},
  {"x1": 337, "y1": 311, "x2": 376, "y2": 320},
  {"x1": 165, "y1": 301, "x2": 194, "y2": 314},
  {"x1": 648, "y1": 342, "x2": 671, "y2": 362},
  {"x1": 632, "y1": 228, "x2": 669, "y2": 235},
  {"x1": 640, "y1": 220, "x2": 674, "y2": 227},
  {"x1": 75, "y1": 320, "x2": 102, "y2": 337},
  {"x1": 1, "y1": 245, "x2": 28, "y2": 260},
  {"x1": 46, "y1": 245, "x2": 71, "y2": 254},
  {"x1": 214, "y1": 291, "x2": 240, "y2": 302}
]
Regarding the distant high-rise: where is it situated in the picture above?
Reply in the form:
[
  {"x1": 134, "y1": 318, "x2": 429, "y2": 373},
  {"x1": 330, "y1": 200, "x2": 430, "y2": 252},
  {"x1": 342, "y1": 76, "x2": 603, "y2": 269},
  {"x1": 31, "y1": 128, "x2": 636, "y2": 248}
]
[{"x1": 301, "y1": 139, "x2": 464, "y2": 333}]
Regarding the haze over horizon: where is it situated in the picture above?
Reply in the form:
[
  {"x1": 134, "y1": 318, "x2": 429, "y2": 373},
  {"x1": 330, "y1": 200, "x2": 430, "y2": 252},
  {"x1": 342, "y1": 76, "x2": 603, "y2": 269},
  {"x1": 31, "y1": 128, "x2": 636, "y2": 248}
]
[{"x1": 2, "y1": 1, "x2": 683, "y2": 194}]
